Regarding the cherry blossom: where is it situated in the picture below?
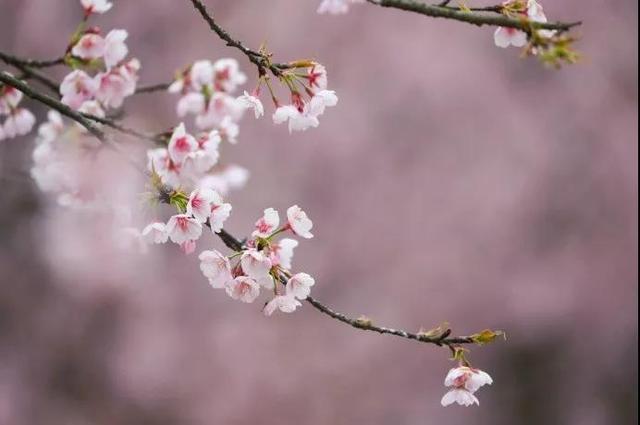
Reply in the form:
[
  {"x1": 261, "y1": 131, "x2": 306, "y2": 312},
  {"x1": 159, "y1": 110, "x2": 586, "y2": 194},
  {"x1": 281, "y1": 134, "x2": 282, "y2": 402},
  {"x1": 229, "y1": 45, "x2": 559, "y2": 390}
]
[
  {"x1": 186, "y1": 188, "x2": 216, "y2": 223},
  {"x1": 141, "y1": 222, "x2": 169, "y2": 244},
  {"x1": 272, "y1": 105, "x2": 319, "y2": 133},
  {"x1": 71, "y1": 33, "x2": 106, "y2": 60},
  {"x1": 237, "y1": 91, "x2": 264, "y2": 119},
  {"x1": 264, "y1": 295, "x2": 302, "y2": 316},
  {"x1": 308, "y1": 89, "x2": 339, "y2": 117},
  {"x1": 81, "y1": 0, "x2": 112, "y2": 15},
  {"x1": 317, "y1": 0, "x2": 364, "y2": 15},
  {"x1": 60, "y1": 70, "x2": 99, "y2": 109},
  {"x1": 208, "y1": 190, "x2": 232, "y2": 233},
  {"x1": 441, "y1": 366, "x2": 493, "y2": 407},
  {"x1": 286, "y1": 205, "x2": 314, "y2": 239},
  {"x1": 307, "y1": 63, "x2": 328, "y2": 92},
  {"x1": 286, "y1": 272, "x2": 315, "y2": 300},
  {"x1": 241, "y1": 249, "x2": 273, "y2": 280},
  {"x1": 166, "y1": 214, "x2": 203, "y2": 244},
  {"x1": 103, "y1": 29, "x2": 129, "y2": 69},
  {"x1": 213, "y1": 58, "x2": 247, "y2": 92},
  {"x1": 2, "y1": 108, "x2": 35, "y2": 138},
  {"x1": 199, "y1": 250, "x2": 233, "y2": 288},
  {"x1": 494, "y1": 0, "x2": 553, "y2": 49},
  {"x1": 252, "y1": 207, "x2": 280, "y2": 238},
  {"x1": 225, "y1": 276, "x2": 260, "y2": 303},
  {"x1": 269, "y1": 238, "x2": 298, "y2": 269},
  {"x1": 0, "y1": 84, "x2": 22, "y2": 115},
  {"x1": 168, "y1": 123, "x2": 198, "y2": 163}
]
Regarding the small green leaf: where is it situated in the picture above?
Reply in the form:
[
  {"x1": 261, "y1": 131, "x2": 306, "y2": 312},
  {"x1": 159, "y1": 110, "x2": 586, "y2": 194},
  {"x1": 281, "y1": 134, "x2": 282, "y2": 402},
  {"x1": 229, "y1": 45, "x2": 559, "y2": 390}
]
[{"x1": 470, "y1": 329, "x2": 507, "y2": 345}]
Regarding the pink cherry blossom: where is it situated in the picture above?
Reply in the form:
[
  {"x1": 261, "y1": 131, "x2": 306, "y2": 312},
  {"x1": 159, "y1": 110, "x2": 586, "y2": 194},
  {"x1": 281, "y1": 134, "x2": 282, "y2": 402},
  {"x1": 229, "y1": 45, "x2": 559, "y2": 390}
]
[
  {"x1": 81, "y1": 0, "x2": 112, "y2": 14},
  {"x1": 317, "y1": 0, "x2": 364, "y2": 15},
  {"x1": 493, "y1": 27, "x2": 528, "y2": 48},
  {"x1": 199, "y1": 250, "x2": 233, "y2": 288},
  {"x1": 237, "y1": 91, "x2": 264, "y2": 119},
  {"x1": 272, "y1": 105, "x2": 319, "y2": 133},
  {"x1": 212, "y1": 58, "x2": 247, "y2": 93},
  {"x1": 286, "y1": 272, "x2": 315, "y2": 300},
  {"x1": 307, "y1": 63, "x2": 328, "y2": 92},
  {"x1": 241, "y1": 249, "x2": 272, "y2": 280},
  {"x1": 177, "y1": 92, "x2": 206, "y2": 118},
  {"x1": 141, "y1": 222, "x2": 169, "y2": 244},
  {"x1": 166, "y1": 214, "x2": 203, "y2": 244},
  {"x1": 225, "y1": 276, "x2": 260, "y2": 303},
  {"x1": 252, "y1": 207, "x2": 280, "y2": 238},
  {"x1": 441, "y1": 366, "x2": 493, "y2": 407},
  {"x1": 186, "y1": 188, "x2": 216, "y2": 223},
  {"x1": 269, "y1": 238, "x2": 298, "y2": 269},
  {"x1": 195, "y1": 93, "x2": 244, "y2": 130},
  {"x1": 168, "y1": 123, "x2": 198, "y2": 163},
  {"x1": 60, "y1": 70, "x2": 99, "y2": 109},
  {"x1": 180, "y1": 240, "x2": 197, "y2": 255},
  {"x1": 0, "y1": 84, "x2": 23, "y2": 115},
  {"x1": 103, "y1": 29, "x2": 129, "y2": 69},
  {"x1": 286, "y1": 205, "x2": 314, "y2": 239},
  {"x1": 2, "y1": 108, "x2": 36, "y2": 138},
  {"x1": 208, "y1": 191, "x2": 232, "y2": 233},
  {"x1": 71, "y1": 33, "x2": 106, "y2": 60},
  {"x1": 218, "y1": 116, "x2": 239, "y2": 144},
  {"x1": 264, "y1": 295, "x2": 302, "y2": 316}
]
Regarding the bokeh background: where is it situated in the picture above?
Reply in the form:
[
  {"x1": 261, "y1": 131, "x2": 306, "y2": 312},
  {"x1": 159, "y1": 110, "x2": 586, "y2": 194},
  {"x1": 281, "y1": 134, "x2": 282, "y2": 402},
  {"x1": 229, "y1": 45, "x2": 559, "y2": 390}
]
[{"x1": 1, "y1": 0, "x2": 637, "y2": 424}]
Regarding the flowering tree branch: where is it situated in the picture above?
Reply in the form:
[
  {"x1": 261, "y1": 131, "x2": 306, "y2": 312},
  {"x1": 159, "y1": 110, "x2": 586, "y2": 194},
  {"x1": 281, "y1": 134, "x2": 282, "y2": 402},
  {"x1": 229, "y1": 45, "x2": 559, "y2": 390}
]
[
  {"x1": 0, "y1": 51, "x2": 61, "y2": 94},
  {"x1": 364, "y1": 0, "x2": 581, "y2": 33}
]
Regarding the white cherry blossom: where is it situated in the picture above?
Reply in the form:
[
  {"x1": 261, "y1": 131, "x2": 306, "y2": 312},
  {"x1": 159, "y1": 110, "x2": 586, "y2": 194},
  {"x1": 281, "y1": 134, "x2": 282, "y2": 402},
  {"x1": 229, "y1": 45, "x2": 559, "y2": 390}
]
[
  {"x1": 441, "y1": 366, "x2": 493, "y2": 407},
  {"x1": 252, "y1": 207, "x2": 280, "y2": 238},
  {"x1": 264, "y1": 295, "x2": 302, "y2": 316},
  {"x1": 237, "y1": 91, "x2": 264, "y2": 118},
  {"x1": 166, "y1": 214, "x2": 203, "y2": 244},
  {"x1": 103, "y1": 29, "x2": 129, "y2": 69},
  {"x1": 81, "y1": 0, "x2": 112, "y2": 14},
  {"x1": 60, "y1": 70, "x2": 99, "y2": 109},
  {"x1": 213, "y1": 58, "x2": 247, "y2": 93},
  {"x1": 208, "y1": 191, "x2": 232, "y2": 233},
  {"x1": 241, "y1": 249, "x2": 272, "y2": 280},
  {"x1": 317, "y1": 0, "x2": 364, "y2": 15},
  {"x1": 71, "y1": 33, "x2": 106, "y2": 60},
  {"x1": 270, "y1": 238, "x2": 298, "y2": 269},
  {"x1": 225, "y1": 276, "x2": 260, "y2": 303},
  {"x1": 286, "y1": 205, "x2": 314, "y2": 239},
  {"x1": 2, "y1": 108, "x2": 35, "y2": 138},
  {"x1": 199, "y1": 250, "x2": 233, "y2": 288},
  {"x1": 168, "y1": 123, "x2": 198, "y2": 163},
  {"x1": 286, "y1": 272, "x2": 315, "y2": 300},
  {"x1": 141, "y1": 222, "x2": 169, "y2": 244}
]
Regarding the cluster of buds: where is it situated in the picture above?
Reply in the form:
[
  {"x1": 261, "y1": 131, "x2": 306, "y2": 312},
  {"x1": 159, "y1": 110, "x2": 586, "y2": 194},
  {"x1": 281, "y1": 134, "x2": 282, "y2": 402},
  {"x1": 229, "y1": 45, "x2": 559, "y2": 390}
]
[
  {"x1": 0, "y1": 80, "x2": 36, "y2": 141},
  {"x1": 199, "y1": 205, "x2": 315, "y2": 315},
  {"x1": 147, "y1": 122, "x2": 248, "y2": 195},
  {"x1": 237, "y1": 60, "x2": 338, "y2": 133},
  {"x1": 58, "y1": 1, "x2": 139, "y2": 116},
  {"x1": 317, "y1": 0, "x2": 365, "y2": 15},
  {"x1": 168, "y1": 58, "x2": 246, "y2": 141}
]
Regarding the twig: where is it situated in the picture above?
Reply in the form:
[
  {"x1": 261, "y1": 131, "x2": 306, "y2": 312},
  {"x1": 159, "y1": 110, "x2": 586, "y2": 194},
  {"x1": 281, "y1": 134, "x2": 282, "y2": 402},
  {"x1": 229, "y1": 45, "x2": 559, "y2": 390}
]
[
  {"x1": 187, "y1": 0, "x2": 289, "y2": 76},
  {"x1": 135, "y1": 82, "x2": 172, "y2": 94},
  {"x1": 0, "y1": 72, "x2": 144, "y2": 173},
  {"x1": 365, "y1": 0, "x2": 581, "y2": 33},
  {"x1": 1, "y1": 51, "x2": 61, "y2": 95}
]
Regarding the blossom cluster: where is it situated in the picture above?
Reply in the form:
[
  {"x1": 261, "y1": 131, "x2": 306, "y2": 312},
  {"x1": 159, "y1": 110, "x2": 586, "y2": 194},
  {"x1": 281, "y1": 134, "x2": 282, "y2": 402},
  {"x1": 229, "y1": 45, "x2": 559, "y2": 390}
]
[
  {"x1": 441, "y1": 366, "x2": 493, "y2": 407},
  {"x1": 198, "y1": 205, "x2": 315, "y2": 315},
  {"x1": 147, "y1": 122, "x2": 248, "y2": 195},
  {"x1": 168, "y1": 58, "x2": 246, "y2": 140},
  {"x1": 494, "y1": 0, "x2": 554, "y2": 48},
  {"x1": 237, "y1": 61, "x2": 338, "y2": 133},
  {"x1": 0, "y1": 80, "x2": 36, "y2": 141}
]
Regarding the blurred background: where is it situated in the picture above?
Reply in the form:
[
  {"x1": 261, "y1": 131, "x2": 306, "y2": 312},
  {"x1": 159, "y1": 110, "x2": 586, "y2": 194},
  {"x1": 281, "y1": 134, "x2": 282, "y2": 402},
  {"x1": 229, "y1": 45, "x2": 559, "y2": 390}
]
[{"x1": 1, "y1": 0, "x2": 637, "y2": 424}]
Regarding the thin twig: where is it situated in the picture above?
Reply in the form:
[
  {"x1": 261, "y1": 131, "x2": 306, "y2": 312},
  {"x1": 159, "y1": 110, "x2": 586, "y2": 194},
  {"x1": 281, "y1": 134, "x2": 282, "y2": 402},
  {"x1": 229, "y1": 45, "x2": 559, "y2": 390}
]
[
  {"x1": 366, "y1": 0, "x2": 581, "y2": 33},
  {"x1": 1, "y1": 51, "x2": 61, "y2": 95},
  {"x1": 187, "y1": 0, "x2": 289, "y2": 76},
  {"x1": 135, "y1": 82, "x2": 172, "y2": 94}
]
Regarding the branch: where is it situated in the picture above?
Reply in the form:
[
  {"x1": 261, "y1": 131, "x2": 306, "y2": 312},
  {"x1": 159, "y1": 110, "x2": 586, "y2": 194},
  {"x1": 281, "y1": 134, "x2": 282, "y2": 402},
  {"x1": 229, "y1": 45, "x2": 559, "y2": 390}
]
[
  {"x1": 1, "y1": 51, "x2": 61, "y2": 95},
  {"x1": 134, "y1": 82, "x2": 172, "y2": 94},
  {"x1": 0, "y1": 71, "x2": 144, "y2": 172},
  {"x1": 366, "y1": 0, "x2": 581, "y2": 33},
  {"x1": 187, "y1": 0, "x2": 288, "y2": 76},
  {"x1": 196, "y1": 219, "x2": 475, "y2": 348}
]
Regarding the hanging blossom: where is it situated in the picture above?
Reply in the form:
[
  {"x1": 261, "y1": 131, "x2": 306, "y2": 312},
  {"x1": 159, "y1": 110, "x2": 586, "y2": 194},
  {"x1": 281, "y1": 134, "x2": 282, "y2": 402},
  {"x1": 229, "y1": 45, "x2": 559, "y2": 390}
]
[
  {"x1": 494, "y1": 0, "x2": 554, "y2": 49},
  {"x1": 61, "y1": 2, "x2": 140, "y2": 116},
  {"x1": 80, "y1": 0, "x2": 112, "y2": 15},
  {"x1": 441, "y1": 366, "x2": 493, "y2": 407},
  {"x1": 317, "y1": 0, "x2": 365, "y2": 15},
  {"x1": 147, "y1": 122, "x2": 249, "y2": 195},
  {"x1": 194, "y1": 205, "x2": 315, "y2": 314},
  {"x1": 0, "y1": 80, "x2": 36, "y2": 141},
  {"x1": 168, "y1": 58, "x2": 247, "y2": 140}
]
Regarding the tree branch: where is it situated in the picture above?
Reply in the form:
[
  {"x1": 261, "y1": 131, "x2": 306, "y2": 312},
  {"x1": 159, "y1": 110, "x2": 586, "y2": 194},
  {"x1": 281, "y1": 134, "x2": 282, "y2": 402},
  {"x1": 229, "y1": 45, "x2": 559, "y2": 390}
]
[
  {"x1": 135, "y1": 82, "x2": 172, "y2": 94},
  {"x1": 1, "y1": 51, "x2": 61, "y2": 95},
  {"x1": 187, "y1": 0, "x2": 289, "y2": 76},
  {"x1": 366, "y1": 0, "x2": 581, "y2": 33}
]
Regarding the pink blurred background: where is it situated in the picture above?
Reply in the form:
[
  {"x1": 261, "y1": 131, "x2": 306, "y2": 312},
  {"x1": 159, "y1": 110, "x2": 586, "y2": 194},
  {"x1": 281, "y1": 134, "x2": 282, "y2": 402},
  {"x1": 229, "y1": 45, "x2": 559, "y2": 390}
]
[{"x1": 1, "y1": 0, "x2": 637, "y2": 424}]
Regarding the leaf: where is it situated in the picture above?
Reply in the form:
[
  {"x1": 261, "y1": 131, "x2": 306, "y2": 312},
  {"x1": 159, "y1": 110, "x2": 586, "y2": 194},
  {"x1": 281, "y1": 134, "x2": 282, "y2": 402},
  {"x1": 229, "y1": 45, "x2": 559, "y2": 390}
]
[{"x1": 470, "y1": 329, "x2": 507, "y2": 345}]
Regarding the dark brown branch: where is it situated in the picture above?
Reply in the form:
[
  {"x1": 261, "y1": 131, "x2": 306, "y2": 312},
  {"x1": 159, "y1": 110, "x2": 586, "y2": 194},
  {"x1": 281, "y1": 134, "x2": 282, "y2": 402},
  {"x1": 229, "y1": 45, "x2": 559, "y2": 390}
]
[
  {"x1": 135, "y1": 82, "x2": 172, "y2": 94},
  {"x1": 187, "y1": 0, "x2": 288, "y2": 76},
  {"x1": 0, "y1": 71, "x2": 144, "y2": 172},
  {"x1": 366, "y1": 0, "x2": 581, "y2": 33},
  {"x1": 1, "y1": 51, "x2": 61, "y2": 95}
]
